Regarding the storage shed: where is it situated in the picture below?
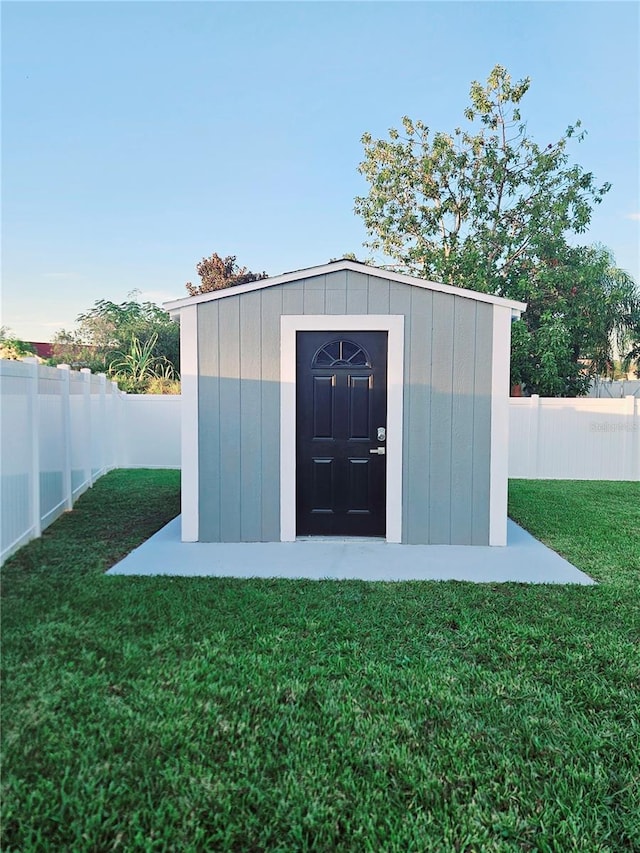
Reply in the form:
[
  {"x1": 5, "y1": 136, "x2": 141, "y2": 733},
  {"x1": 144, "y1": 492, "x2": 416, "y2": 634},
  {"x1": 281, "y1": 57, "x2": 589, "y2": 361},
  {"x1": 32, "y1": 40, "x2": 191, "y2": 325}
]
[{"x1": 166, "y1": 260, "x2": 526, "y2": 547}]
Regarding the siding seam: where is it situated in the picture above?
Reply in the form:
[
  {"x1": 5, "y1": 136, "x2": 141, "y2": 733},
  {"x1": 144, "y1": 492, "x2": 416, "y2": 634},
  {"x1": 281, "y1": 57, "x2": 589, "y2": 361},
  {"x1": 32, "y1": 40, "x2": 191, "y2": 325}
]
[
  {"x1": 428, "y1": 296, "x2": 434, "y2": 544},
  {"x1": 449, "y1": 299, "x2": 456, "y2": 544},
  {"x1": 216, "y1": 305, "x2": 222, "y2": 539},
  {"x1": 258, "y1": 296, "x2": 263, "y2": 540},
  {"x1": 470, "y1": 303, "x2": 477, "y2": 543},
  {"x1": 239, "y1": 299, "x2": 242, "y2": 539}
]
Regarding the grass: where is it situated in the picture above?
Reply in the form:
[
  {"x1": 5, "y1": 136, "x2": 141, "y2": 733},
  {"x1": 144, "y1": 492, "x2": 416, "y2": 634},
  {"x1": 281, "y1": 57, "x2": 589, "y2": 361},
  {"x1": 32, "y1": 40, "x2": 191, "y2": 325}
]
[
  {"x1": 1, "y1": 471, "x2": 639, "y2": 852},
  {"x1": 508, "y1": 480, "x2": 640, "y2": 587}
]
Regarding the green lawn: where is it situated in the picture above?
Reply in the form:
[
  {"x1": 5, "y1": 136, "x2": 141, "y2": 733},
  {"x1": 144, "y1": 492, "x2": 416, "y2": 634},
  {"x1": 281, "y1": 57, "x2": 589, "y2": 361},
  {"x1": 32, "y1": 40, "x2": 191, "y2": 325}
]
[{"x1": 1, "y1": 472, "x2": 638, "y2": 852}]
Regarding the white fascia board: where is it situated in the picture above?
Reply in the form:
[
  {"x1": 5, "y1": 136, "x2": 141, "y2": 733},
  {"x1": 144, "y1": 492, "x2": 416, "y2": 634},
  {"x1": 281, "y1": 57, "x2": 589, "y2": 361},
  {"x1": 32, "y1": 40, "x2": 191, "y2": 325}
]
[{"x1": 164, "y1": 260, "x2": 527, "y2": 315}]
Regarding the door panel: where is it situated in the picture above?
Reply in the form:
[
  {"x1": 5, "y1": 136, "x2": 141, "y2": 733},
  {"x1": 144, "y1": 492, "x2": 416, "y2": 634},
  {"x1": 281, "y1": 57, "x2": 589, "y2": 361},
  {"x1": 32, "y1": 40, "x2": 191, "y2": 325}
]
[
  {"x1": 347, "y1": 375, "x2": 373, "y2": 440},
  {"x1": 312, "y1": 376, "x2": 334, "y2": 439},
  {"x1": 347, "y1": 458, "x2": 371, "y2": 513},
  {"x1": 310, "y1": 458, "x2": 334, "y2": 512},
  {"x1": 296, "y1": 331, "x2": 387, "y2": 536}
]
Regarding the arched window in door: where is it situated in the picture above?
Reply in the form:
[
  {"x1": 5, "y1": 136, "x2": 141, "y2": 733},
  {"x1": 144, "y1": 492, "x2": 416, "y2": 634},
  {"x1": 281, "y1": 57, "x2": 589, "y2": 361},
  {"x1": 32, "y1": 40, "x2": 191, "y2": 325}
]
[{"x1": 311, "y1": 339, "x2": 372, "y2": 369}]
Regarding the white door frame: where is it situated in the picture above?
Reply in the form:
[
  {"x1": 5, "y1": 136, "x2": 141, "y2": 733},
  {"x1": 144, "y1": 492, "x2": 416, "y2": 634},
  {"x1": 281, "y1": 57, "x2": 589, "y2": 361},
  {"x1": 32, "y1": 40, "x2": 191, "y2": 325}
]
[{"x1": 280, "y1": 315, "x2": 404, "y2": 542}]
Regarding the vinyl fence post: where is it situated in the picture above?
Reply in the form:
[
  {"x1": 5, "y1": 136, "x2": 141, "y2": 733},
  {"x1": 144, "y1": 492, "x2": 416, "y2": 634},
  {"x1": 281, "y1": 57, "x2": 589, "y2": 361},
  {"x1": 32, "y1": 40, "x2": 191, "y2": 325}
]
[
  {"x1": 116, "y1": 386, "x2": 127, "y2": 469},
  {"x1": 80, "y1": 369, "x2": 93, "y2": 488},
  {"x1": 111, "y1": 380, "x2": 121, "y2": 470},
  {"x1": 104, "y1": 379, "x2": 114, "y2": 472},
  {"x1": 97, "y1": 373, "x2": 107, "y2": 479},
  {"x1": 635, "y1": 396, "x2": 640, "y2": 481},
  {"x1": 57, "y1": 364, "x2": 73, "y2": 510},
  {"x1": 624, "y1": 395, "x2": 638, "y2": 480},
  {"x1": 530, "y1": 394, "x2": 540, "y2": 479},
  {"x1": 24, "y1": 358, "x2": 41, "y2": 538}
]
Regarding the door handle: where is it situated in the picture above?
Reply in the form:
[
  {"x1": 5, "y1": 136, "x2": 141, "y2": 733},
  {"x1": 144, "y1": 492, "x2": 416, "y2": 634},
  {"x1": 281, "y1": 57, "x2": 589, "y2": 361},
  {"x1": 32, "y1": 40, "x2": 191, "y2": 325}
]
[{"x1": 369, "y1": 447, "x2": 386, "y2": 455}]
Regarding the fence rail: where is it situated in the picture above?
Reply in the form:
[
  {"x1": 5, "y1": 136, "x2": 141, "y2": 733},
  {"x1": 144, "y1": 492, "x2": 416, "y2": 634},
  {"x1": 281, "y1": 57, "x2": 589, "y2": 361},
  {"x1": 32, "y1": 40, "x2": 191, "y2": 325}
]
[
  {"x1": 1, "y1": 359, "x2": 638, "y2": 564},
  {"x1": 589, "y1": 378, "x2": 640, "y2": 398},
  {"x1": 0, "y1": 359, "x2": 179, "y2": 564},
  {"x1": 508, "y1": 394, "x2": 639, "y2": 480}
]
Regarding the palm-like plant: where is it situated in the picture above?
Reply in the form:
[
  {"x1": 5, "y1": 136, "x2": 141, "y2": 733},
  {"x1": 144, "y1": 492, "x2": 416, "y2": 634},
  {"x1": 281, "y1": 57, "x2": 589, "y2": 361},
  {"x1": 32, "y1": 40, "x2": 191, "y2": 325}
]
[
  {"x1": 582, "y1": 265, "x2": 639, "y2": 379},
  {"x1": 621, "y1": 301, "x2": 640, "y2": 377},
  {"x1": 109, "y1": 334, "x2": 176, "y2": 392}
]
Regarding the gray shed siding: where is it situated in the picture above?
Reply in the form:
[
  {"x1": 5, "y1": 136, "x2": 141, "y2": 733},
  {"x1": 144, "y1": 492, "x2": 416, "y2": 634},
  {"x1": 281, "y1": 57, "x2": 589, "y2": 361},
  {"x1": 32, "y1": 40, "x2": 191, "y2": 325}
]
[{"x1": 197, "y1": 270, "x2": 493, "y2": 545}]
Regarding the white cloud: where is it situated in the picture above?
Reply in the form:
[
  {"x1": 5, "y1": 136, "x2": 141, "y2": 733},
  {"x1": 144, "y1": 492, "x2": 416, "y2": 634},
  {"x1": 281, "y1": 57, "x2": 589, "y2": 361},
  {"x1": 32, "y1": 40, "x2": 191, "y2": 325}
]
[{"x1": 626, "y1": 213, "x2": 640, "y2": 221}]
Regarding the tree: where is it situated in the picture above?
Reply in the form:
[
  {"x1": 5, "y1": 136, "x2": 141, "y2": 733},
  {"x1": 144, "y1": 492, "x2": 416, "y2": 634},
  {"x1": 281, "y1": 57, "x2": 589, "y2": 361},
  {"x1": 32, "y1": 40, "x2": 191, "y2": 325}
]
[
  {"x1": 108, "y1": 333, "x2": 179, "y2": 394},
  {"x1": 186, "y1": 253, "x2": 268, "y2": 296},
  {"x1": 356, "y1": 65, "x2": 610, "y2": 292},
  {"x1": 585, "y1": 261, "x2": 639, "y2": 378},
  {"x1": 597, "y1": 267, "x2": 640, "y2": 378},
  {"x1": 354, "y1": 64, "x2": 639, "y2": 395},
  {"x1": 620, "y1": 303, "x2": 640, "y2": 377},
  {"x1": 508, "y1": 245, "x2": 639, "y2": 395},
  {"x1": 51, "y1": 294, "x2": 180, "y2": 384},
  {"x1": 509, "y1": 248, "x2": 627, "y2": 394},
  {"x1": 0, "y1": 327, "x2": 35, "y2": 360},
  {"x1": 329, "y1": 252, "x2": 364, "y2": 263},
  {"x1": 50, "y1": 329, "x2": 103, "y2": 370}
]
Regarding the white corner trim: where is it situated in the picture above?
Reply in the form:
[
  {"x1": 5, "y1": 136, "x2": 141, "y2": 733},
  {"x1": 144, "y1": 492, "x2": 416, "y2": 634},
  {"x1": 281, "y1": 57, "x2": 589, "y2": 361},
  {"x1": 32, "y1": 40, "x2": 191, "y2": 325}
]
[
  {"x1": 280, "y1": 315, "x2": 404, "y2": 543},
  {"x1": 489, "y1": 305, "x2": 512, "y2": 546},
  {"x1": 180, "y1": 305, "x2": 199, "y2": 541}
]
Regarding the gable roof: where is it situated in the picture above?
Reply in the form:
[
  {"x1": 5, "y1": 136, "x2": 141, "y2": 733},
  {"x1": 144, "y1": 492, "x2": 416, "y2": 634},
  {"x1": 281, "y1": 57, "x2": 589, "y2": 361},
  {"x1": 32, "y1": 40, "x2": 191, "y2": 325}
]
[{"x1": 164, "y1": 259, "x2": 527, "y2": 317}]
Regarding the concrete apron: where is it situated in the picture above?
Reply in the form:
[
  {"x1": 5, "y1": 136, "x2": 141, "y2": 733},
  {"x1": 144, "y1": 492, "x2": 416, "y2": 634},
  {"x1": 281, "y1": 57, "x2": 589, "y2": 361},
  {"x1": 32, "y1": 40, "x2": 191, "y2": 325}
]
[{"x1": 107, "y1": 518, "x2": 595, "y2": 585}]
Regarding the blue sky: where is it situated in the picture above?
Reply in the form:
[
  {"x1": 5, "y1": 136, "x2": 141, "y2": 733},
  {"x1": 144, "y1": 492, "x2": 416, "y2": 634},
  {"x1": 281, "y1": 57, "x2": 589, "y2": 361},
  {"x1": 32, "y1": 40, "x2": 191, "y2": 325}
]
[{"x1": 2, "y1": 1, "x2": 638, "y2": 342}]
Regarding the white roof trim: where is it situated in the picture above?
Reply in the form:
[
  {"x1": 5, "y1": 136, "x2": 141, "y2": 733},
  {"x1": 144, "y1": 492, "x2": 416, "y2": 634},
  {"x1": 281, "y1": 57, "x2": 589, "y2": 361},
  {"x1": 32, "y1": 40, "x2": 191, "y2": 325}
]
[{"x1": 164, "y1": 260, "x2": 527, "y2": 316}]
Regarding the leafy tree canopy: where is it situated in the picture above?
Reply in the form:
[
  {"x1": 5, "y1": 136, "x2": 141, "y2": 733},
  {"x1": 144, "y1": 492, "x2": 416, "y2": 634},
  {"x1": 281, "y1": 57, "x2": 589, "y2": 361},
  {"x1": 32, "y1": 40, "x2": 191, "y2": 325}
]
[
  {"x1": 0, "y1": 327, "x2": 36, "y2": 360},
  {"x1": 186, "y1": 253, "x2": 268, "y2": 296},
  {"x1": 510, "y1": 245, "x2": 638, "y2": 395},
  {"x1": 355, "y1": 65, "x2": 638, "y2": 395},
  {"x1": 51, "y1": 293, "x2": 180, "y2": 387},
  {"x1": 355, "y1": 64, "x2": 610, "y2": 292},
  {"x1": 623, "y1": 305, "x2": 640, "y2": 377}
]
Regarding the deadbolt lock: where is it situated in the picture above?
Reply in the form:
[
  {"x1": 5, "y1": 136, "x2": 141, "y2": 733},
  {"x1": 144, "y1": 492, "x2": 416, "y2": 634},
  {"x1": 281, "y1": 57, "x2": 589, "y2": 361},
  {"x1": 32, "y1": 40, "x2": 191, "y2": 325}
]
[{"x1": 377, "y1": 427, "x2": 386, "y2": 442}]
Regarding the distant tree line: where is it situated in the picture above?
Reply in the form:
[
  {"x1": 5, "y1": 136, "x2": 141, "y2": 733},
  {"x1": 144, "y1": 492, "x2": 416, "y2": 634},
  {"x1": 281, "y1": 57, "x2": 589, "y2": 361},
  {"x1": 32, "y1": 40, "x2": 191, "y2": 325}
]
[{"x1": 50, "y1": 295, "x2": 180, "y2": 394}]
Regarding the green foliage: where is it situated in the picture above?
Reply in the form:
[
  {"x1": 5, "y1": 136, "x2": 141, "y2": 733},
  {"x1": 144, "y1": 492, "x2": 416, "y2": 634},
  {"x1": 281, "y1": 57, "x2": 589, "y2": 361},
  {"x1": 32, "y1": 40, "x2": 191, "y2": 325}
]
[
  {"x1": 355, "y1": 65, "x2": 639, "y2": 395},
  {"x1": 108, "y1": 333, "x2": 177, "y2": 394},
  {"x1": 328, "y1": 252, "x2": 366, "y2": 263},
  {"x1": 1, "y1": 473, "x2": 639, "y2": 850},
  {"x1": 356, "y1": 65, "x2": 609, "y2": 289},
  {"x1": 509, "y1": 245, "x2": 639, "y2": 394},
  {"x1": 186, "y1": 252, "x2": 268, "y2": 296},
  {"x1": 613, "y1": 273, "x2": 640, "y2": 376},
  {"x1": 144, "y1": 374, "x2": 182, "y2": 395},
  {"x1": 0, "y1": 327, "x2": 36, "y2": 360},
  {"x1": 50, "y1": 294, "x2": 180, "y2": 381}
]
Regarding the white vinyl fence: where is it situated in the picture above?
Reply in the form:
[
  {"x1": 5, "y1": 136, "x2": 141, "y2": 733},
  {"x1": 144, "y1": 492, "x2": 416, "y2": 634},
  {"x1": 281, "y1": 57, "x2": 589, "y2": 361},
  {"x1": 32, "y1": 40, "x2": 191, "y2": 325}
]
[
  {"x1": 589, "y1": 378, "x2": 640, "y2": 398},
  {"x1": 0, "y1": 359, "x2": 180, "y2": 564},
  {"x1": 509, "y1": 395, "x2": 639, "y2": 480},
  {"x1": 1, "y1": 359, "x2": 638, "y2": 564},
  {"x1": 118, "y1": 393, "x2": 181, "y2": 469}
]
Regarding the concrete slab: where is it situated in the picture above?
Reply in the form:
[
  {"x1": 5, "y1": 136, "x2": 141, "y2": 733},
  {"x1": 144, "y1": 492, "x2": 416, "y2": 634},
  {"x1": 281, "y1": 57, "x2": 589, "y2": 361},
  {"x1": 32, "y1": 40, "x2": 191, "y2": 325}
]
[{"x1": 107, "y1": 518, "x2": 595, "y2": 585}]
